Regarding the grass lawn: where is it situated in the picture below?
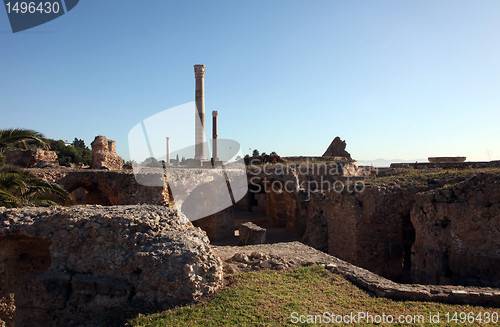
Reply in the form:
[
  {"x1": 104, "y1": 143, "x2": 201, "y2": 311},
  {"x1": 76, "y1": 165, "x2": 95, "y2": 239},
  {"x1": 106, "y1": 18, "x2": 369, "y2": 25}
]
[{"x1": 128, "y1": 265, "x2": 498, "y2": 326}]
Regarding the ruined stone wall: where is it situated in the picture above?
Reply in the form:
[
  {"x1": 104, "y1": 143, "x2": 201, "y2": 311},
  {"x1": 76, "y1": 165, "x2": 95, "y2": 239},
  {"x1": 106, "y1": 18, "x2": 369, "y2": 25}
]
[
  {"x1": 4, "y1": 149, "x2": 58, "y2": 168},
  {"x1": 91, "y1": 136, "x2": 123, "y2": 170},
  {"x1": 244, "y1": 164, "x2": 365, "y2": 239},
  {"x1": 302, "y1": 191, "x2": 327, "y2": 252},
  {"x1": 192, "y1": 207, "x2": 235, "y2": 242},
  {"x1": 266, "y1": 190, "x2": 287, "y2": 227},
  {"x1": 322, "y1": 136, "x2": 352, "y2": 160},
  {"x1": 0, "y1": 205, "x2": 222, "y2": 327},
  {"x1": 284, "y1": 190, "x2": 309, "y2": 237},
  {"x1": 314, "y1": 171, "x2": 500, "y2": 287},
  {"x1": 323, "y1": 185, "x2": 420, "y2": 282},
  {"x1": 246, "y1": 167, "x2": 310, "y2": 237},
  {"x1": 30, "y1": 169, "x2": 168, "y2": 206},
  {"x1": 411, "y1": 173, "x2": 500, "y2": 287}
]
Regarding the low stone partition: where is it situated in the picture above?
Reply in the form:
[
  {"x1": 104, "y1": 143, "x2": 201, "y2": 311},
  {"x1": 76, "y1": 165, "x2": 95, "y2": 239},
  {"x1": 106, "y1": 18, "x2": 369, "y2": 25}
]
[
  {"x1": 326, "y1": 258, "x2": 500, "y2": 307},
  {"x1": 0, "y1": 205, "x2": 222, "y2": 327},
  {"x1": 213, "y1": 241, "x2": 500, "y2": 307}
]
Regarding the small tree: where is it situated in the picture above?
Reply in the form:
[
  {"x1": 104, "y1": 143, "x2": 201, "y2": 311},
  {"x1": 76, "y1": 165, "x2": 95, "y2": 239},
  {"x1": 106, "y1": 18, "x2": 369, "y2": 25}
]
[
  {"x1": 142, "y1": 157, "x2": 161, "y2": 167},
  {"x1": 270, "y1": 151, "x2": 277, "y2": 156},
  {"x1": 261, "y1": 152, "x2": 267, "y2": 156},
  {"x1": 244, "y1": 154, "x2": 250, "y2": 159},
  {"x1": 71, "y1": 138, "x2": 86, "y2": 149},
  {"x1": 252, "y1": 149, "x2": 260, "y2": 157}
]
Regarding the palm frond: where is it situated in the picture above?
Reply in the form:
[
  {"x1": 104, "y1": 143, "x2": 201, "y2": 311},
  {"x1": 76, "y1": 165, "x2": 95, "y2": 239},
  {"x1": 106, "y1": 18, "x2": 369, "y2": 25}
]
[
  {"x1": 0, "y1": 128, "x2": 48, "y2": 151},
  {"x1": 23, "y1": 176, "x2": 71, "y2": 202},
  {"x1": 0, "y1": 166, "x2": 70, "y2": 207},
  {"x1": 0, "y1": 188, "x2": 22, "y2": 208}
]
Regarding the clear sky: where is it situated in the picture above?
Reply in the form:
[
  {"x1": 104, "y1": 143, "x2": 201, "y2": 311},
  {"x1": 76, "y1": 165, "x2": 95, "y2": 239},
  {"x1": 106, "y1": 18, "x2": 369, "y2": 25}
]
[{"x1": 1, "y1": 0, "x2": 499, "y2": 164}]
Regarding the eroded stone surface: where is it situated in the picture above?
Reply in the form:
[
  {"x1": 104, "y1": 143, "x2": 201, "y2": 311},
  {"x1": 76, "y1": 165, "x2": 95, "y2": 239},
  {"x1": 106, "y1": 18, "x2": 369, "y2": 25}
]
[
  {"x1": 322, "y1": 136, "x2": 352, "y2": 160},
  {"x1": 302, "y1": 191, "x2": 327, "y2": 252},
  {"x1": 223, "y1": 252, "x2": 298, "y2": 274},
  {"x1": 91, "y1": 136, "x2": 123, "y2": 170},
  {"x1": 4, "y1": 149, "x2": 59, "y2": 168},
  {"x1": 30, "y1": 169, "x2": 169, "y2": 206},
  {"x1": 0, "y1": 205, "x2": 222, "y2": 327},
  {"x1": 411, "y1": 172, "x2": 500, "y2": 287},
  {"x1": 239, "y1": 222, "x2": 266, "y2": 245},
  {"x1": 323, "y1": 184, "x2": 425, "y2": 281}
]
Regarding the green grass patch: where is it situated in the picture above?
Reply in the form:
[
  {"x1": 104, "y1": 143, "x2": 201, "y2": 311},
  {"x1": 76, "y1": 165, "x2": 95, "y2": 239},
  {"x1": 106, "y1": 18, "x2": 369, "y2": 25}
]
[{"x1": 128, "y1": 265, "x2": 498, "y2": 326}]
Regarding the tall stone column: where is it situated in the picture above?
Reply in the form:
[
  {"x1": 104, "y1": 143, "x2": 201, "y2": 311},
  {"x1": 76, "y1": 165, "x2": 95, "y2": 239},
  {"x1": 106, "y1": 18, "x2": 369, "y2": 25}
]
[
  {"x1": 166, "y1": 137, "x2": 170, "y2": 164},
  {"x1": 212, "y1": 111, "x2": 218, "y2": 162},
  {"x1": 194, "y1": 64, "x2": 206, "y2": 160}
]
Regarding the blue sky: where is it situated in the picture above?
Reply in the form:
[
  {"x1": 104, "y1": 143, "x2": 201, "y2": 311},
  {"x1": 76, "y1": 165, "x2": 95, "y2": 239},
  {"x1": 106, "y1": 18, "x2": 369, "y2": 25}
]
[{"x1": 1, "y1": 0, "x2": 499, "y2": 165}]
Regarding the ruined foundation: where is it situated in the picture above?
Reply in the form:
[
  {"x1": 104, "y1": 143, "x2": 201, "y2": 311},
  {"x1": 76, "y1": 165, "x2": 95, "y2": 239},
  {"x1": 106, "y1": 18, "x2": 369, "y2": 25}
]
[{"x1": 0, "y1": 205, "x2": 222, "y2": 327}]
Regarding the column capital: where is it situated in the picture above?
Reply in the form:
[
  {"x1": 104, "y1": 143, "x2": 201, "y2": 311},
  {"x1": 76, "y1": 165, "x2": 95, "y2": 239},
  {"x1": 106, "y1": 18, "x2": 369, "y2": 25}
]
[
  {"x1": 194, "y1": 64, "x2": 205, "y2": 78},
  {"x1": 212, "y1": 110, "x2": 218, "y2": 117}
]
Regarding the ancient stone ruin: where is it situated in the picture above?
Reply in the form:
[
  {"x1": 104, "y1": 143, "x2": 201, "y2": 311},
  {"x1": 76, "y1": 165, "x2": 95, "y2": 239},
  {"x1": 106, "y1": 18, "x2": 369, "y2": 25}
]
[
  {"x1": 428, "y1": 156, "x2": 466, "y2": 163},
  {"x1": 2, "y1": 65, "x2": 499, "y2": 324},
  {"x1": 304, "y1": 171, "x2": 500, "y2": 288},
  {"x1": 322, "y1": 136, "x2": 352, "y2": 160},
  {"x1": 91, "y1": 136, "x2": 123, "y2": 170},
  {"x1": 30, "y1": 169, "x2": 169, "y2": 206},
  {"x1": 0, "y1": 205, "x2": 222, "y2": 327},
  {"x1": 411, "y1": 173, "x2": 500, "y2": 286},
  {"x1": 20, "y1": 151, "x2": 500, "y2": 295},
  {"x1": 4, "y1": 149, "x2": 59, "y2": 168}
]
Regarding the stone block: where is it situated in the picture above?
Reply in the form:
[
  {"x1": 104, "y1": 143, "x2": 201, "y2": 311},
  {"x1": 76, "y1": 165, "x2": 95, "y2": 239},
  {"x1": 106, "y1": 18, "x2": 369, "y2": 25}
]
[{"x1": 239, "y1": 222, "x2": 266, "y2": 245}]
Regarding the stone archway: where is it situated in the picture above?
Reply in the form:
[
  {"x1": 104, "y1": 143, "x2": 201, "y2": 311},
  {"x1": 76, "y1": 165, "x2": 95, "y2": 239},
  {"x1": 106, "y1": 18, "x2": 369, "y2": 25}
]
[
  {"x1": 69, "y1": 186, "x2": 88, "y2": 205},
  {"x1": 65, "y1": 181, "x2": 119, "y2": 206}
]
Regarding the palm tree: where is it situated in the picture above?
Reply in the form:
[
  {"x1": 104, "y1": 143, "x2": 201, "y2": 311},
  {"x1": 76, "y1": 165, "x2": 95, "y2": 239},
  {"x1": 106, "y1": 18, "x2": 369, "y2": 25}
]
[
  {"x1": 0, "y1": 166, "x2": 70, "y2": 208},
  {"x1": 0, "y1": 128, "x2": 48, "y2": 165},
  {"x1": 0, "y1": 128, "x2": 70, "y2": 207}
]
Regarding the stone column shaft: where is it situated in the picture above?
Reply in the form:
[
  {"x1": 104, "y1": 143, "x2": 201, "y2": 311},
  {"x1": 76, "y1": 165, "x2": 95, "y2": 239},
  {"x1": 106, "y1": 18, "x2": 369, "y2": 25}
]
[
  {"x1": 166, "y1": 137, "x2": 170, "y2": 164},
  {"x1": 194, "y1": 64, "x2": 206, "y2": 160},
  {"x1": 212, "y1": 111, "x2": 218, "y2": 162}
]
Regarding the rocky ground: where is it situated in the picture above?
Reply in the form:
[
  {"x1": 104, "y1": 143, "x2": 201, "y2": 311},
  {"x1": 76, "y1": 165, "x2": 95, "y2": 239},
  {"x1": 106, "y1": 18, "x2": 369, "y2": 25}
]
[{"x1": 212, "y1": 241, "x2": 334, "y2": 275}]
